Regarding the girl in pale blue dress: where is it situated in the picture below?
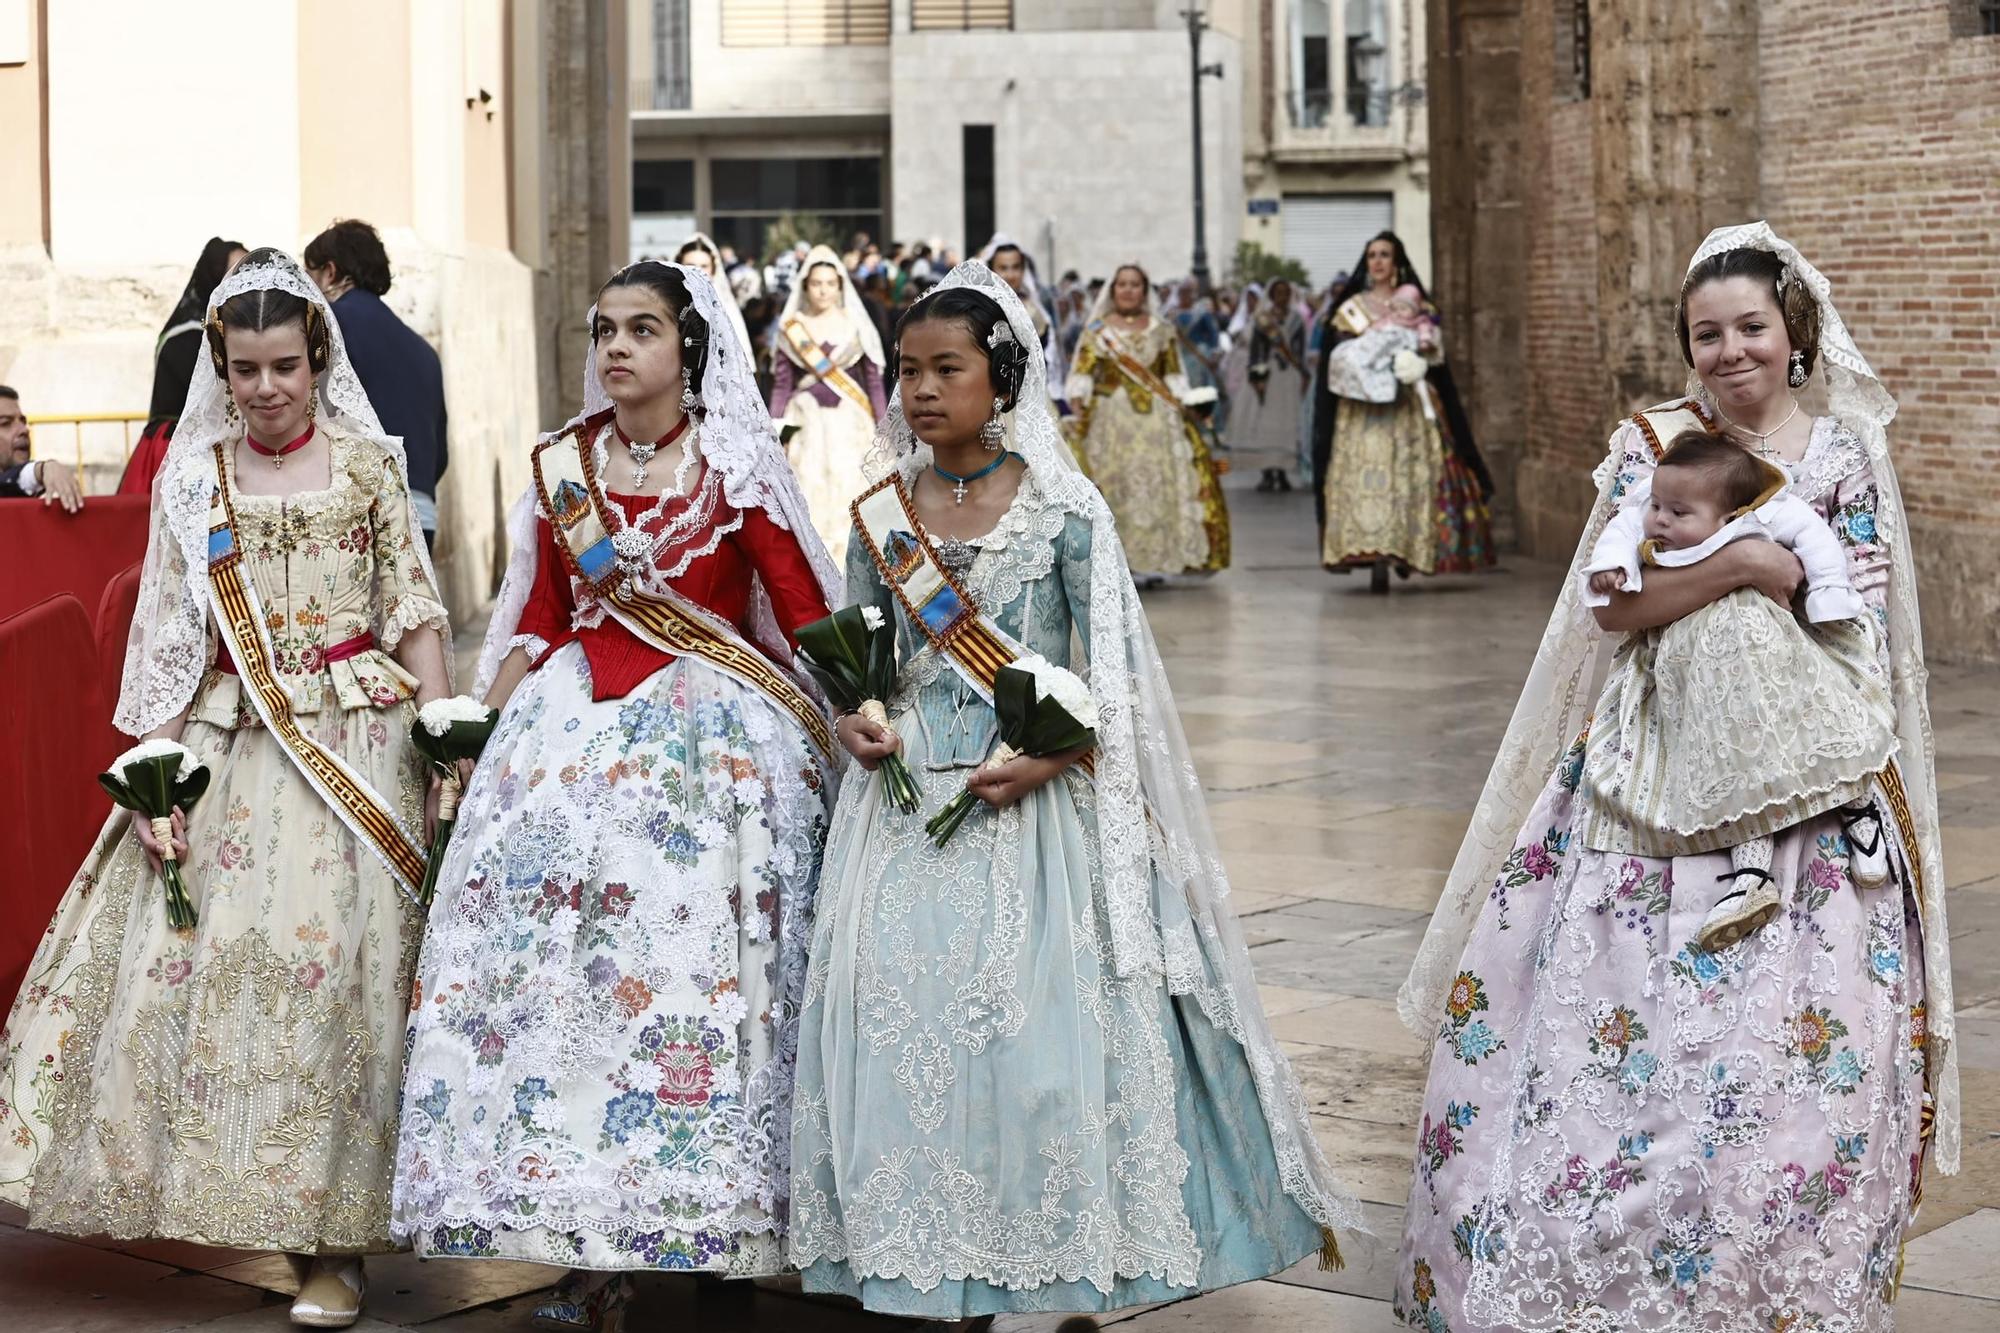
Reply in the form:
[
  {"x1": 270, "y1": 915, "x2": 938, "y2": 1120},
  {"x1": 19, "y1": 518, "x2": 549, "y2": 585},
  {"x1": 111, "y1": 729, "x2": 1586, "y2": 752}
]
[{"x1": 790, "y1": 261, "x2": 1362, "y2": 1327}]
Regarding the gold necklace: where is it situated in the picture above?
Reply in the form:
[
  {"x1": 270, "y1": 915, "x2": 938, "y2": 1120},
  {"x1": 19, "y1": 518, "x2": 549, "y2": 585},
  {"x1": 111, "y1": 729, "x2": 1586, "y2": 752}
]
[{"x1": 1721, "y1": 397, "x2": 1801, "y2": 456}]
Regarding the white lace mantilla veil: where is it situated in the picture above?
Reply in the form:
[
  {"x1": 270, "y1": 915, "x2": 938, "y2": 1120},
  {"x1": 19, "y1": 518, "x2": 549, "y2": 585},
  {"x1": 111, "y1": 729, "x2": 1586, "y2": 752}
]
[
  {"x1": 116, "y1": 250, "x2": 449, "y2": 736},
  {"x1": 474, "y1": 261, "x2": 842, "y2": 701},
  {"x1": 1225, "y1": 281, "x2": 1265, "y2": 342},
  {"x1": 865, "y1": 259, "x2": 1365, "y2": 1236},
  {"x1": 978, "y1": 232, "x2": 1064, "y2": 386},
  {"x1": 776, "y1": 244, "x2": 887, "y2": 371},
  {"x1": 1395, "y1": 221, "x2": 1960, "y2": 1171},
  {"x1": 677, "y1": 231, "x2": 756, "y2": 367}
]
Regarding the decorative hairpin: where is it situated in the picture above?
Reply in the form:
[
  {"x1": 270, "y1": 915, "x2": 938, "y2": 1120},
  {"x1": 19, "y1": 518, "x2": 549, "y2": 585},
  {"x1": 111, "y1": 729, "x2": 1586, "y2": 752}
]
[{"x1": 987, "y1": 321, "x2": 1016, "y2": 348}]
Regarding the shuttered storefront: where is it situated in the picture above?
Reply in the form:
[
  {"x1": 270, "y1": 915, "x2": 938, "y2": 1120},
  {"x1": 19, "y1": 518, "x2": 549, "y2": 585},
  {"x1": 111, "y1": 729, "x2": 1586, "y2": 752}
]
[{"x1": 1280, "y1": 193, "x2": 1393, "y2": 291}]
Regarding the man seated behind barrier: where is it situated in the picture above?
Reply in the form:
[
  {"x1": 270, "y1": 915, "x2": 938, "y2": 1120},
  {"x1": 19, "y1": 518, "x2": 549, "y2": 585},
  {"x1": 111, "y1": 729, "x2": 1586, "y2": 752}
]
[{"x1": 0, "y1": 387, "x2": 83, "y2": 512}]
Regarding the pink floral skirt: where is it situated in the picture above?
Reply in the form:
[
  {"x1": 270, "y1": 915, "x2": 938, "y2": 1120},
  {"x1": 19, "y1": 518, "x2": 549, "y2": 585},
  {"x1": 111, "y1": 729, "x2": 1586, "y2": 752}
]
[{"x1": 1395, "y1": 764, "x2": 1929, "y2": 1332}]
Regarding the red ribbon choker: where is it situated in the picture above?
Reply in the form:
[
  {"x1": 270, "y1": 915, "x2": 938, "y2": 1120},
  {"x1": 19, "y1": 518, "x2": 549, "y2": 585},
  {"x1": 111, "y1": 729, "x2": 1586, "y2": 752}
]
[
  {"x1": 245, "y1": 424, "x2": 316, "y2": 459},
  {"x1": 612, "y1": 415, "x2": 692, "y2": 450}
]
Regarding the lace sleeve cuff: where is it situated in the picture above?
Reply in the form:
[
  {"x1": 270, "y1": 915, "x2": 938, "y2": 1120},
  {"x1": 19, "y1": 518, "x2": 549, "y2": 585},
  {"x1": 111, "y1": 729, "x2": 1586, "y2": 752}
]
[
  {"x1": 380, "y1": 594, "x2": 452, "y2": 652},
  {"x1": 508, "y1": 632, "x2": 552, "y2": 664}
]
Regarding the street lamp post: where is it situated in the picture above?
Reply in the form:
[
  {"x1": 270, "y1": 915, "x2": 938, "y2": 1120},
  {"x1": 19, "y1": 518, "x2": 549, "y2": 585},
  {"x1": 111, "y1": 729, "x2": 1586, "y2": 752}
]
[{"x1": 1182, "y1": 6, "x2": 1226, "y2": 291}]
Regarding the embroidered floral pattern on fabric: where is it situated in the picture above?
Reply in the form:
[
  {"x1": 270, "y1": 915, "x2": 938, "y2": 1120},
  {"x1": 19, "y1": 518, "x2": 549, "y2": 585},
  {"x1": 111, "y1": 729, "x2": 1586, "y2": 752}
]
[{"x1": 391, "y1": 644, "x2": 826, "y2": 1275}]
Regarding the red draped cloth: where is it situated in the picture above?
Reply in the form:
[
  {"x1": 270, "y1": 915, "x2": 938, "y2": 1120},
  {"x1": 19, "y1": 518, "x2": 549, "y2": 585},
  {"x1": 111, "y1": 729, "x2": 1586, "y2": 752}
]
[
  {"x1": 0, "y1": 498, "x2": 149, "y2": 1008},
  {"x1": 118, "y1": 420, "x2": 176, "y2": 495},
  {"x1": 0, "y1": 596, "x2": 122, "y2": 1009},
  {"x1": 0, "y1": 494, "x2": 151, "y2": 623}
]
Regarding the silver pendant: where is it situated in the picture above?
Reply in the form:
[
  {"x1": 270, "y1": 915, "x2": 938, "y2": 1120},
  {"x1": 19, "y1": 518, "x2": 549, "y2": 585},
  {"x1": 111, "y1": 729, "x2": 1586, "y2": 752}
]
[
  {"x1": 936, "y1": 536, "x2": 977, "y2": 575},
  {"x1": 611, "y1": 523, "x2": 653, "y2": 574},
  {"x1": 628, "y1": 443, "x2": 658, "y2": 490}
]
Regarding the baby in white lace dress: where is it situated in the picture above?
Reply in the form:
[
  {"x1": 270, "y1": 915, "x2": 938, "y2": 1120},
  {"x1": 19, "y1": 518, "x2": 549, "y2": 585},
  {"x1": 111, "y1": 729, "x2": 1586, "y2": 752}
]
[{"x1": 1581, "y1": 431, "x2": 1898, "y2": 951}]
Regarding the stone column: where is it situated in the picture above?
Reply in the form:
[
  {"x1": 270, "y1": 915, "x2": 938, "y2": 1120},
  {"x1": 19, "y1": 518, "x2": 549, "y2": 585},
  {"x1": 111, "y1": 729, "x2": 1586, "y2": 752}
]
[
  {"x1": 1427, "y1": 0, "x2": 1526, "y2": 543},
  {"x1": 522, "y1": 0, "x2": 630, "y2": 427},
  {"x1": 1589, "y1": 0, "x2": 1759, "y2": 409}
]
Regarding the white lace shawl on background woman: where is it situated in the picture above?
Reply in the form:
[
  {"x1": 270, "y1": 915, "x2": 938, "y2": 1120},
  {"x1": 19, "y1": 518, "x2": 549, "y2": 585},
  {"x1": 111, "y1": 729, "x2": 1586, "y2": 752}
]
[
  {"x1": 1396, "y1": 220, "x2": 1959, "y2": 1171},
  {"x1": 978, "y1": 231, "x2": 1065, "y2": 388},
  {"x1": 866, "y1": 259, "x2": 1364, "y2": 1235},
  {"x1": 775, "y1": 244, "x2": 887, "y2": 378},
  {"x1": 116, "y1": 250, "x2": 450, "y2": 736},
  {"x1": 474, "y1": 262, "x2": 842, "y2": 700},
  {"x1": 677, "y1": 231, "x2": 756, "y2": 366}
]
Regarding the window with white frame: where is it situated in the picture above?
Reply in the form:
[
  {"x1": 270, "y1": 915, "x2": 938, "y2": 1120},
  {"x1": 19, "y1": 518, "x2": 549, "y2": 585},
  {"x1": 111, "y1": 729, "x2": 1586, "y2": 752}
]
[
  {"x1": 1344, "y1": 0, "x2": 1391, "y2": 128},
  {"x1": 1288, "y1": 1, "x2": 1334, "y2": 129}
]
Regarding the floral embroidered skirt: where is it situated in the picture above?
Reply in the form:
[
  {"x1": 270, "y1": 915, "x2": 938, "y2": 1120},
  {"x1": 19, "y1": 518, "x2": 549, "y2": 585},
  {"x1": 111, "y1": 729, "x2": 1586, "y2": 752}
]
[
  {"x1": 391, "y1": 644, "x2": 828, "y2": 1274},
  {"x1": 0, "y1": 702, "x2": 427, "y2": 1252},
  {"x1": 1079, "y1": 388, "x2": 1214, "y2": 576},
  {"x1": 1395, "y1": 769, "x2": 1929, "y2": 1331},
  {"x1": 1323, "y1": 391, "x2": 1494, "y2": 575}
]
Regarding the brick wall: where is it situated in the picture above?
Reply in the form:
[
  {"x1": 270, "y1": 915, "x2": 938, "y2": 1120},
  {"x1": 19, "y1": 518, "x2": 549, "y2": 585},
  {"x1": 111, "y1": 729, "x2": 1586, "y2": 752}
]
[
  {"x1": 1759, "y1": 1, "x2": 2000, "y2": 661},
  {"x1": 1432, "y1": 0, "x2": 2000, "y2": 661}
]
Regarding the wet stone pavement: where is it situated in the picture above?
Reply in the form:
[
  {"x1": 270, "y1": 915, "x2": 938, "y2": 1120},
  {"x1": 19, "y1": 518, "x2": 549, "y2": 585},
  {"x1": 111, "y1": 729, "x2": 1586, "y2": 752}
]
[{"x1": 6, "y1": 480, "x2": 1998, "y2": 1331}]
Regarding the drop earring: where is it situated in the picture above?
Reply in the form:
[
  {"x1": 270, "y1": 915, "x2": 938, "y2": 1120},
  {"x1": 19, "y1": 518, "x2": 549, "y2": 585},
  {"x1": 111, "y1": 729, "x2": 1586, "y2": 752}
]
[
  {"x1": 979, "y1": 397, "x2": 1006, "y2": 450},
  {"x1": 305, "y1": 388, "x2": 319, "y2": 423},
  {"x1": 224, "y1": 395, "x2": 239, "y2": 425},
  {"x1": 1787, "y1": 350, "x2": 1808, "y2": 389},
  {"x1": 681, "y1": 369, "x2": 697, "y2": 412}
]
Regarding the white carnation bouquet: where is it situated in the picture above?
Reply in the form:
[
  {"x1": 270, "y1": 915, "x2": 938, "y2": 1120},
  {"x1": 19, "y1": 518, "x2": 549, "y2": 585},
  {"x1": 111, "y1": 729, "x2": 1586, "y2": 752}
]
[
  {"x1": 100, "y1": 738, "x2": 211, "y2": 929},
  {"x1": 925, "y1": 654, "x2": 1098, "y2": 847},
  {"x1": 797, "y1": 602, "x2": 921, "y2": 813},
  {"x1": 410, "y1": 696, "x2": 501, "y2": 906},
  {"x1": 1392, "y1": 348, "x2": 1429, "y2": 385}
]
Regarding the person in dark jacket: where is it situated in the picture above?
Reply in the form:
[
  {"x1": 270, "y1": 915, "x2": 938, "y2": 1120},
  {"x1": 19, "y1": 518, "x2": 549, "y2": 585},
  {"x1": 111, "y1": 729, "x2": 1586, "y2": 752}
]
[
  {"x1": 118, "y1": 236, "x2": 247, "y2": 495},
  {"x1": 304, "y1": 219, "x2": 448, "y2": 545},
  {"x1": 1, "y1": 386, "x2": 82, "y2": 512}
]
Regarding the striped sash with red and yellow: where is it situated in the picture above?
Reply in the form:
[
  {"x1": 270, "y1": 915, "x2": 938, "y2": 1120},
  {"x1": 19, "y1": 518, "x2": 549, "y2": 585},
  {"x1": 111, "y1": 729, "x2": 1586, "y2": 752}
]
[{"x1": 204, "y1": 444, "x2": 428, "y2": 900}]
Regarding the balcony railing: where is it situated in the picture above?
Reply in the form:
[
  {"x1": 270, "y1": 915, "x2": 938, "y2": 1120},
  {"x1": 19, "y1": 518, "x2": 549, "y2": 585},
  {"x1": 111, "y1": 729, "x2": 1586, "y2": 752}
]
[
  {"x1": 1289, "y1": 90, "x2": 1334, "y2": 129},
  {"x1": 910, "y1": 0, "x2": 1012, "y2": 30},
  {"x1": 720, "y1": 0, "x2": 890, "y2": 47}
]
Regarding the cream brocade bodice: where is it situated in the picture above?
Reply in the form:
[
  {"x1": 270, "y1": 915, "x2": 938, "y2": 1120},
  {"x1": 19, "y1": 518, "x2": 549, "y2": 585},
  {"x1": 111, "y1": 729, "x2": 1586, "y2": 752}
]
[{"x1": 190, "y1": 428, "x2": 448, "y2": 729}]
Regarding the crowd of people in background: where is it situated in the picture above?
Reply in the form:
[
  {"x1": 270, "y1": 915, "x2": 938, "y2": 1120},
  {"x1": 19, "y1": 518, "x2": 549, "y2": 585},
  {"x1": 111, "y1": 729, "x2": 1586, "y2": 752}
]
[
  {"x1": 16, "y1": 223, "x2": 1496, "y2": 607},
  {"x1": 631, "y1": 227, "x2": 1497, "y2": 596},
  {"x1": 638, "y1": 227, "x2": 1351, "y2": 435}
]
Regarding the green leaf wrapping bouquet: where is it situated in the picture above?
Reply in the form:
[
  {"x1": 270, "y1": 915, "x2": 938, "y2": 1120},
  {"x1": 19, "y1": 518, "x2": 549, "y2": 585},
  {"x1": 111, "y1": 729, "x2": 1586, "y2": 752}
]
[
  {"x1": 796, "y1": 603, "x2": 922, "y2": 814},
  {"x1": 410, "y1": 696, "x2": 501, "y2": 907},
  {"x1": 925, "y1": 654, "x2": 1097, "y2": 848},
  {"x1": 100, "y1": 739, "x2": 211, "y2": 930}
]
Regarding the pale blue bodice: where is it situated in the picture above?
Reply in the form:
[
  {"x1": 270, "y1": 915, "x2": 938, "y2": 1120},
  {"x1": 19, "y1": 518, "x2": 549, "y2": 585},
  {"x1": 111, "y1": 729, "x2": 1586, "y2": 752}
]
[{"x1": 843, "y1": 482, "x2": 1093, "y2": 769}]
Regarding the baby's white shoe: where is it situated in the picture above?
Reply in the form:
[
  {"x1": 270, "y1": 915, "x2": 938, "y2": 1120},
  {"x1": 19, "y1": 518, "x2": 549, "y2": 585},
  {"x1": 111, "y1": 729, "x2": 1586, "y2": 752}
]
[{"x1": 1841, "y1": 803, "x2": 1891, "y2": 891}]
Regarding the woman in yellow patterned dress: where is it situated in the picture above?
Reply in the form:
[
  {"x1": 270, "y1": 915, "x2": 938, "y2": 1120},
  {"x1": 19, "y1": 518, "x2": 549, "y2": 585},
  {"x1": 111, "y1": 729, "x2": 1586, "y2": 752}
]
[
  {"x1": 1311, "y1": 232, "x2": 1494, "y2": 594},
  {"x1": 1064, "y1": 262, "x2": 1229, "y2": 579},
  {"x1": 0, "y1": 250, "x2": 451, "y2": 1329}
]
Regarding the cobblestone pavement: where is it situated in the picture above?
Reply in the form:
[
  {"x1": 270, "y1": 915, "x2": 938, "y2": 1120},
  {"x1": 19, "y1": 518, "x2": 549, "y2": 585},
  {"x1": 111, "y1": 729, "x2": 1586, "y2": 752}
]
[{"x1": 6, "y1": 484, "x2": 1997, "y2": 1330}]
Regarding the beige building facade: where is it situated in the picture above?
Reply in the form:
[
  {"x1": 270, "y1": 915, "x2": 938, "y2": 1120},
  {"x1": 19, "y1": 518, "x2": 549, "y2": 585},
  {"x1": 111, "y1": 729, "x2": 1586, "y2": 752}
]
[
  {"x1": 1234, "y1": 0, "x2": 1431, "y2": 293},
  {"x1": 0, "y1": 0, "x2": 626, "y2": 617},
  {"x1": 630, "y1": 1, "x2": 1244, "y2": 284}
]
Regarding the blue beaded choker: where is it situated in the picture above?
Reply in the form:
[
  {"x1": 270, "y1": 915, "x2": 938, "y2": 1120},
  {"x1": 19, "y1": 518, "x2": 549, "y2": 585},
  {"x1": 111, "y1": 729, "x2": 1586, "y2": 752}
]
[{"x1": 933, "y1": 451, "x2": 1013, "y2": 504}]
